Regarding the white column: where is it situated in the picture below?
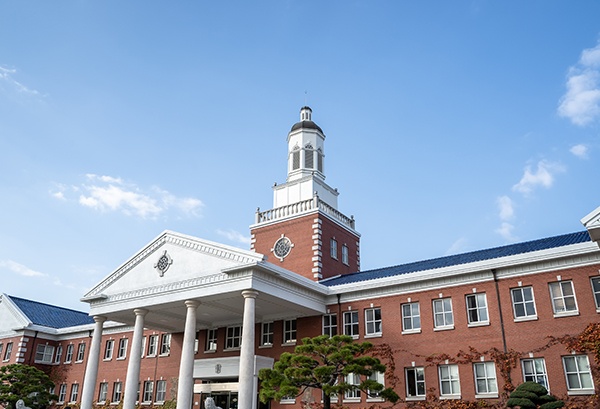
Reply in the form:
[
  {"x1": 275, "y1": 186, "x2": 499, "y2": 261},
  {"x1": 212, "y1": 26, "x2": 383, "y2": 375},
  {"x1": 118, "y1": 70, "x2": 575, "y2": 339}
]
[
  {"x1": 176, "y1": 300, "x2": 200, "y2": 409},
  {"x1": 123, "y1": 308, "x2": 148, "y2": 409},
  {"x1": 80, "y1": 315, "x2": 106, "y2": 409},
  {"x1": 238, "y1": 290, "x2": 258, "y2": 409}
]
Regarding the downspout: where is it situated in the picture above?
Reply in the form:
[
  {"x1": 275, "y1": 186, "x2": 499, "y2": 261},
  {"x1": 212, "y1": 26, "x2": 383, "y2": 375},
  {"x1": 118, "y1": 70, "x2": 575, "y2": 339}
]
[
  {"x1": 28, "y1": 330, "x2": 39, "y2": 365},
  {"x1": 492, "y1": 269, "x2": 508, "y2": 353}
]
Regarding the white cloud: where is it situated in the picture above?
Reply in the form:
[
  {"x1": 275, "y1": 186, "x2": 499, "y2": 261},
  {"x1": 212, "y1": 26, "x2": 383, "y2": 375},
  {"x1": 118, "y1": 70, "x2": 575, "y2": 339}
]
[
  {"x1": 558, "y1": 41, "x2": 600, "y2": 126},
  {"x1": 53, "y1": 174, "x2": 204, "y2": 219},
  {"x1": 496, "y1": 222, "x2": 517, "y2": 242},
  {"x1": 570, "y1": 144, "x2": 589, "y2": 159},
  {"x1": 0, "y1": 65, "x2": 43, "y2": 97},
  {"x1": 512, "y1": 160, "x2": 565, "y2": 194},
  {"x1": 217, "y1": 229, "x2": 251, "y2": 245},
  {"x1": 445, "y1": 237, "x2": 468, "y2": 255},
  {"x1": 0, "y1": 260, "x2": 47, "y2": 277},
  {"x1": 497, "y1": 196, "x2": 514, "y2": 221}
]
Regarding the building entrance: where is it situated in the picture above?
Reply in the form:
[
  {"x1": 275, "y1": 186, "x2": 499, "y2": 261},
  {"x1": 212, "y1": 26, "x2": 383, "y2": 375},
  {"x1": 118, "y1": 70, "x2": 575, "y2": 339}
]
[{"x1": 202, "y1": 392, "x2": 238, "y2": 409}]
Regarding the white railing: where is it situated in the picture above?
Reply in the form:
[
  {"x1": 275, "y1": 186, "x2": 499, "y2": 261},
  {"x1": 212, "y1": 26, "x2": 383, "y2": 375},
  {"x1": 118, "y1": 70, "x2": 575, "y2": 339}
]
[{"x1": 255, "y1": 195, "x2": 355, "y2": 229}]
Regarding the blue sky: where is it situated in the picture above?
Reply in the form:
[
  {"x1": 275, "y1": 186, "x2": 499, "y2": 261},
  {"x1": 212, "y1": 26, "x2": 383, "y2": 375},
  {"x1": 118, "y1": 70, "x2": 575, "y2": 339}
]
[{"x1": 1, "y1": 1, "x2": 599, "y2": 311}]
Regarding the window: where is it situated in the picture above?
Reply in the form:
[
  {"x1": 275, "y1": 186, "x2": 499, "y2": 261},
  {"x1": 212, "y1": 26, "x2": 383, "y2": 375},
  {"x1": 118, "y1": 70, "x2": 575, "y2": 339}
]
[
  {"x1": 343, "y1": 311, "x2": 359, "y2": 338},
  {"x1": 323, "y1": 314, "x2": 338, "y2": 336},
  {"x1": 304, "y1": 146, "x2": 314, "y2": 169},
  {"x1": 0, "y1": 344, "x2": 3, "y2": 360},
  {"x1": 147, "y1": 335, "x2": 158, "y2": 357},
  {"x1": 65, "y1": 344, "x2": 74, "y2": 363},
  {"x1": 367, "y1": 372, "x2": 385, "y2": 400},
  {"x1": 112, "y1": 382, "x2": 123, "y2": 403},
  {"x1": 35, "y1": 344, "x2": 55, "y2": 364},
  {"x1": 549, "y1": 281, "x2": 578, "y2": 315},
  {"x1": 511, "y1": 287, "x2": 537, "y2": 319},
  {"x1": 54, "y1": 345, "x2": 63, "y2": 364},
  {"x1": 522, "y1": 358, "x2": 549, "y2": 390},
  {"x1": 292, "y1": 149, "x2": 300, "y2": 170},
  {"x1": 317, "y1": 149, "x2": 323, "y2": 173},
  {"x1": 342, "y1": 245, "x2": 349, "y2": 265},
  {"x1": 206, "y1": 329, "x2": 217, "y2": 351},
  {"x1": 3, "y1": 342, "x2": 13, "y2": 361},
  {"x1": 344, "y1": 373, "x2": 361, "y2": 400},
  {"x1": 330, "y1": 239, "x2": 338, "y2": 259},
  {"x1": 69, "y1": 383, "x2": 79, "y2": 403},
  {"x1": 226, "y1": 326, "x2": 242, "y2": 349},
  {"x1": 473, "y1": 362, "x2": 498, "y2": 396},
  {"x1": 143, "y1": 381, "x2": 154, "y2": 403},
  {"x1": 284, "y1": 319, "x2": 297, "y2": 344},
  {"x1": 433, "y1": 298, "x2": 454, "y2": 329},
  {"x1": 261, "y1": 322, "x2": 274, "y2": 346},
  {"x1": 563, "y1": 355, "x2": 594, "y2": 393},
  {"x1": 104, "y1": 339, "x2": 114, "y2": 360},
  {"x1": 406, "y1": 367, "x2": 426, "y2": 399},
  {"x1": 98, "y1": 382, "x2": 108, "y2": 403},
  {"x1": 155, "y1": 380, "x2": 167, "y2": 403},
  {"x1": 439, "y1": 364, "x2": 460, "y2": 397},
  {"x1": 590, "y1": 277, "x2": 600, "y2": 310},
  {"x1": 58, "y1": 384, "x2": 67, "y2": 403},
  {"x1": 160, "y1": 334, "x2": 171, "y2": 355},
  {"x1": 466, "y1": 293, "x2": 489, "y2": 325},
  {"x1": 76, "y1": 343, "x2": 86, "y2": 362},
  {"x1": 365, "y1": 308, "x2": 382, "y2": 336},
  {"x1": 402, "y1": 302, "x2": 421, "y2": 333},
  {"x1": 117, "y1": 338, "x2": 128, "y2": 359}
]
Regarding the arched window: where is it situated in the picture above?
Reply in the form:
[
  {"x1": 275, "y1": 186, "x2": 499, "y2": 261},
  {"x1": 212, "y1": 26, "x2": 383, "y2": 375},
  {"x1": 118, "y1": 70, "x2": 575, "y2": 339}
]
[
  {"x1": 292, "y1": 145, "x2": 300, "y2": 170},
  {"x1": 304, "y1": 143, "x2": 314, "y2": 169}
]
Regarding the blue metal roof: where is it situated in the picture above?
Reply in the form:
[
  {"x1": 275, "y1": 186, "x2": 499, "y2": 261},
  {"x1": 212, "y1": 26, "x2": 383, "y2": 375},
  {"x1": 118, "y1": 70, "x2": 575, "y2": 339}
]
[
  {"x1": 321, "y1": 231, "x2": 592, "y2": 287},
  {"x1": 9, "y1": 296, "x2": 94, "y2": 329}
]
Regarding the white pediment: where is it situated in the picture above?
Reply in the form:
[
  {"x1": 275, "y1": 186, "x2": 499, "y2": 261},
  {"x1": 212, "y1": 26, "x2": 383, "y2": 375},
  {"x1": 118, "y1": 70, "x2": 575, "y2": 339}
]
[
  {"x1": 581, "y1": 205, "x2": 600, "y2": 243},
  {"x1": 0, "y1": 294, "x2": 31, "y2": 336},
  {"x1": 82, "y1": 231, "x2": 265, "y2": 303}
]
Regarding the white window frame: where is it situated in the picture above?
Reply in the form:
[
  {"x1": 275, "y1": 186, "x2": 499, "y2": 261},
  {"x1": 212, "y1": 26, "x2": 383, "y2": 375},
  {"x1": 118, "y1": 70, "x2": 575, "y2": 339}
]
[
  {"x1": 433, "y1": 298, "x2": 454, "y2": 330},
  {"x1": 76, "y1": 343, "x2": 85, "y2": 362},
  {"x1": 58, "y1": 384, "x2": 67, "y2": 403},
  {"x1": 367, "y1": 372, "x2": 385, "y2": 401},
  {"x1": 3, "y1": 342, "x2": 13, "y2": 361},
  {"x1": 147, "y1": 335, "x2": 158, "y2": 357},
  {"x1": 549, "y1": 281, "x2": 579, "y2": 316},
  {"x1": 64, "y1": 344, "x2": 74, "y2": 363},
  {"x1": 405, "y1": 367, "x2": 426, "y2": 400},
  {"x1": 343, "y1": 311, "x2": 359, "y2": 338},
  {"x1": 104, "y1": 339, "x2": 114, "y2": 360},
  {"x1": 365, "y1": 308, "x2": 382, "y2": 337},
  {"x1": 225, "y1": 325, "x2": 242, "y2": 350},
  {"x1": 473, "y1": 362, "x2": 498, "y2": 397},
  {"x1": 117, "y1": 338, "x2": 128, "y2": 359},
  {"x1": 438, "y1": 364, "x2": 460, "y2": 399},
  {"x1": 140, "y1": 337, "x2": 146, "y2": 358},
  {"x1": 323, "y1": 314, "x2": 338, "y2": 337},
  {"x1": 54, "y1": 345, "x2": 63, "y2": 364},
  {"x1": 466, "y1": 293, "x2": 489, "y2": 326},
  {"x1": 283, "y1": 319, "x2": 297, "y2": 344},
  {"x1": 563, "y1": 355, "x2": 594, "y2": 394},
  {"x1": 261, "y1": 322, "x2": 274, "y2": 346},
  {"x1": 112, "y1": 381, "x2": 123, "y2": 403},
  {"x1": 69, "y1": 383, "x2": 79, "y2": 403},
  {"x1": 155, "y1": 380, "x2": 167, "y2": 403},
  {"x1": 160, "y1": 333, "x2": 171, "y2": 355},
  {"x1": 590, "y1": 276, "x2": 600, "y2": 311},
  {"x1": 35, "y1": 344, "x2": 55, "y2": 364},
  {"x1": 402, "y1": 302, "x2": 421, "y2": 334},
  {"x1": 344, "y1": 373, "x2": 361, "y2": 401},
  {"x1": 142, "y1": 381, "x2": 153, "y2": 403},
  {"x1": 511, "y1": 286, "x2": 537, "y2": 321},
  {"x1": 206, "y1": 329, "x2": 217, "y2": 352},
  {"x1": 522, "y1": 358, "x2": 549, "y2": 390},
  {"x1": 98, "y1": 382, "x2": 108, "y2": 403},
  {"x1": 341, "y1": 244, "x2": 349, "y2": 265},
  {"x1": 330, "y1": 238, "x2": 338, "y2": 259}
]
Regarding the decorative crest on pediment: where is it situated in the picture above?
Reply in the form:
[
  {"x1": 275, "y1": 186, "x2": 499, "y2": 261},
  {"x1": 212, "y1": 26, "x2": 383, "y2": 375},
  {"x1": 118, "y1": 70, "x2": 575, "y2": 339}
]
[{"x1": 154, "y1": 250, "x2": 173, "y2": 277}]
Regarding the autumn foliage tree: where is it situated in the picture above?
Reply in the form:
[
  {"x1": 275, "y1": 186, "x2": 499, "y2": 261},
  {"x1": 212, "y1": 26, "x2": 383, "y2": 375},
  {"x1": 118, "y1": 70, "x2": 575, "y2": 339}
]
[{"x1": 258, "y1": 335, "x2": 399, "y2": 409}]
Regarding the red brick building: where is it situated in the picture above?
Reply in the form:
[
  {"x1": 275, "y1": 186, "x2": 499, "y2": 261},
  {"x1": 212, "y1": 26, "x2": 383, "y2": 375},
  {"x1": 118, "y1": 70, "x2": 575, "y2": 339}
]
[{"x1": 1, "y1": 107, "x2": 599, "y2": 409}]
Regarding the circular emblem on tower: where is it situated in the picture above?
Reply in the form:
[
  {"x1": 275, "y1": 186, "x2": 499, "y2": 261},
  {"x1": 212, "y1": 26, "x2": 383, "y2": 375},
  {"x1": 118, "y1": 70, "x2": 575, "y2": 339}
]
[
  {"x1": 272, "y1": 234, "x2": 293, "y2": 262},
  {"x1": 154, "y1": 250, "x2": 173, "y2": 277}
]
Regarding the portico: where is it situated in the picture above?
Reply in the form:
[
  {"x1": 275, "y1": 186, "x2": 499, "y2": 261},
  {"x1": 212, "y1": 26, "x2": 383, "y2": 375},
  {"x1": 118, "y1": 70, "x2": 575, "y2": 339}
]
[{"x1": 79, "y1": 230, "x2": 329, "y2": 409}]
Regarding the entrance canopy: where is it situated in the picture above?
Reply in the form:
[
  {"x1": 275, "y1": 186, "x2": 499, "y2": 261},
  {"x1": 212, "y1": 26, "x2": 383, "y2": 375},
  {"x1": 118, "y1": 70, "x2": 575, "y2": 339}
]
[{"x1": 81, "y1": 231, "x2": 329, "y2": 332}]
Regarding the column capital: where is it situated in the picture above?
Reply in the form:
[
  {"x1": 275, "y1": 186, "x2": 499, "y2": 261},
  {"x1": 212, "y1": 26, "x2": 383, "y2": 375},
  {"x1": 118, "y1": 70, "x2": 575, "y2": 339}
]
[
  {"x1": 133, "y1": 308, "x2": 148, "y2": 316},
  {"x1": 184, "y1": 300, "x2": 201, "y2": 309},
  {"x1": 241, "y1": 289, "x2": 259, "y2": 299},
  {"x1": 93, "y1": 315, "x2": 107, "y2": 324}
]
